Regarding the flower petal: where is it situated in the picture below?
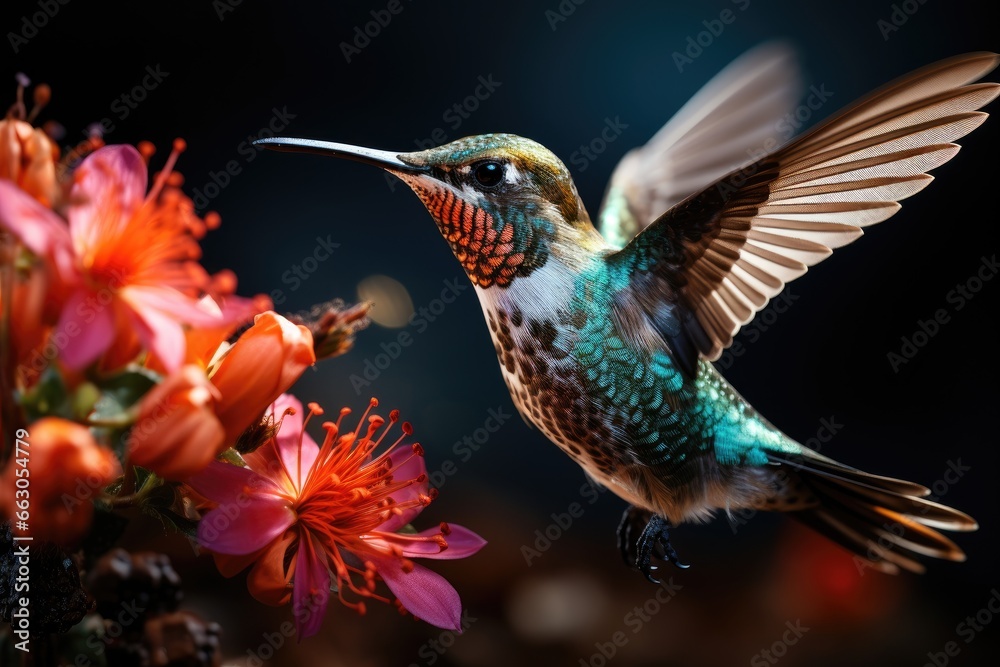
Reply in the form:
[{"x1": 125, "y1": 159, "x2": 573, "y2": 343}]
[
  {"x1": 125, "y1": 284, "x2": 234, "y2": 328},
  {"x1": 417, "y1": 524, "x2": 487, "y2": 560},
  {"x1": 0, "y1": 179, "x2": 76, "y2": 282},
  {"x1": 211, "y1": 312, "x2": 315, "y2": 443},
  {"x1": 366, "y1": 524, "x2": 486, "y2": 560},
  {"x1": 67, "y1": 145, "x2": 147, "y2": 251},
  {"x1": 369, "y1": 555, "x2": 463, "y2": 631},
  {"x1": 182, "y1": 294, "x2": 270, "y2": 368},
  {"x1": 246, "y1": 529, "x2": 298, "y2": 606},
  {"x1": 273, "y1": 394, "x2": 319, "y2": 492},
  {"x1": 293, "y1": 533, "x2": 330, "y2": 638},
  {"x1": 198, "y1": 492, "x2": 295, "y2": 555},
  {"x1": 186, "y1": 460, "x2": 285, "y2": 505},
  {"x1": 120, "y1": 287, "x2": 188, "y2": 372},
  {"x1": 55, "y1": 289, "x2": 115, "y2": 369},
  {"x1": 213, "y1": 550, "x2": 260, "y2": 579},
  {"x1": 129, "y1": 366, "x2": 225, "y2": 480}
]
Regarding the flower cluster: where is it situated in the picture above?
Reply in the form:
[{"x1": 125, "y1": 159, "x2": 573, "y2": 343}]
[{"x1": 0, "y1": 75, "x2": 483, "y2": 642}]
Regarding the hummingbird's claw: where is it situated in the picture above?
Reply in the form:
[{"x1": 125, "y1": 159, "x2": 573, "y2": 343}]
[{"x1": 617, "y1": 507, "x2": 690, "y2": 583}]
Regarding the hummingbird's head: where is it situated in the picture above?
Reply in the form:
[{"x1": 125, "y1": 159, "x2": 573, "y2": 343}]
[{"x1": 255, "y1": 134, "x2": 599, "y2": 288}]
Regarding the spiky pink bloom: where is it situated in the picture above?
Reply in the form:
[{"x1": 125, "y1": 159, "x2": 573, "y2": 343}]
[{"x1": 186, "y1": 395, "x2": 486, "y2": 638}]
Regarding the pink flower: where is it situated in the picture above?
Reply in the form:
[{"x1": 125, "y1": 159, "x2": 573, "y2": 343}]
[
  {"x1": 186, "y1": 395, "x2": 486, "y2": 638},
  {"x1": 0, "y1": 141, "x2": 249, "y2": 373}
]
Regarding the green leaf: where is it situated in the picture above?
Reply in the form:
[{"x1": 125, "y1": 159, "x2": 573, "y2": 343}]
[
  {"x1": 90, "y1": 366, "x2": 161, "y2": 421},
  {"x1": 18, "y1": 365, "x2": 74, "y2": 421},
  {"x1": 154, "y1": 508, "x2": 201, "y2": 541},
  {"x1": 142, "y1": 483, "x2": 179, "y2": 509}
]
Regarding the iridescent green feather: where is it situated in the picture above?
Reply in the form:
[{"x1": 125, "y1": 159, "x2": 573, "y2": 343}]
[{"x1": 568, "y1": 257, "x2": 800, "y2": 479}]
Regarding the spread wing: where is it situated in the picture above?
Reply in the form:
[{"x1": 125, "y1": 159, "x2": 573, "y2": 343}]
[
  {"x1": 598, "y1": 42, "x2": 803, "y2": 248},
  {"x1": 607, "y1": 52, "x2": 999, "y2": 375}
]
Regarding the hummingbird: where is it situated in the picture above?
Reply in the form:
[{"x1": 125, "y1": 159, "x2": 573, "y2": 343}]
[{"x1": 255, "y1": 45, "x2": 996, "y2": 579}]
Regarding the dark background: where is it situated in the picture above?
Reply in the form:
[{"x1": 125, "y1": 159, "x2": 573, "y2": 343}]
[{"x1": 4, "y1": 0, "x2": 998, "y2": 665}]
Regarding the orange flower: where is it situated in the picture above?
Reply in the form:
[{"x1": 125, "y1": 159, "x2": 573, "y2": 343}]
[
  {"x1": 126, "y1": 311, "x2": 314, "y2": 480},
  {"x1": 0, "y1": 117, "x2": 58, "y2": 207},
  {"x1": 0, "y1": 418, "x2": 118, "y2": 545},
  {"x1": 128, "y1": 366, "x2": 224, "y2": 481},
  {"x1": 2, "y1": 249, "x2": 58, "y2": 388},
  {"x1": 209, "y1": 311, "x2": 316, "y2": 443}
]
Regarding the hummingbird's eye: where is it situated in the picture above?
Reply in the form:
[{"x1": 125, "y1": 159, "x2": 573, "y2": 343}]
[{"x1": 473, "y1": 161, "x2": 504, "y2": 188}]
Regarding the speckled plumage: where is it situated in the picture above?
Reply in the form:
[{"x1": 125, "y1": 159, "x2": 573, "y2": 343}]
[{"x1": 476, "y1": 244, "x2": 802, "y2": 525}]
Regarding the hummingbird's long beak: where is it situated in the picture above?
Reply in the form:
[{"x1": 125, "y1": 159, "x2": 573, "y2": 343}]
[{"x1": 252, "y1": 137, "x2": 429, "y2": 174}]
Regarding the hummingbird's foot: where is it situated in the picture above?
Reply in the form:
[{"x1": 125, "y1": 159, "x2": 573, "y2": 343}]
[
  {"x1": 617, "y1": 505, "x2": 651, "y2": 567},
  {"x1": 617, "y1": 507, "x2": 690, "y2": 584}
]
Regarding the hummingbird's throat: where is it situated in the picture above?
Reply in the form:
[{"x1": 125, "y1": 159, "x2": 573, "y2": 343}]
[{"x1": 398, "y1": 175, "x2": 547, "y2": 288}]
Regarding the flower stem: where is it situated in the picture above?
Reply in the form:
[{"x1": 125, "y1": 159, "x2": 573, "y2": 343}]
[
  {"x1": 122, "y1": 456, "x2": 137, "y2": 496},
  {"x1": 87, "y1": 414, "x2": 135, "y2": 428}
]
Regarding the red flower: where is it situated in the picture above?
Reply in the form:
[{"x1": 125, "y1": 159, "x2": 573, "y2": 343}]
[{"x1": 186, "y1": 395, "x2": 486, "y2": 638}]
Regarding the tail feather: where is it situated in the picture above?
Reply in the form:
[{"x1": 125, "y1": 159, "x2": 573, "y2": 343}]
[
  {"x1": 817, "y1": 489, "x2": 965, "y2": 559},
  {"x1": 768, "y1": 452, "x2": 977, "y2": 574},
  {"x1": 791, "y1": 507, "x2": 924, "y2": 574},
  {"x1": 805, "y1": 473, "x2": 976, "y2": 531},
  {"x1": 776, "y1": 452, "x2": 931, "y2": 497}
]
